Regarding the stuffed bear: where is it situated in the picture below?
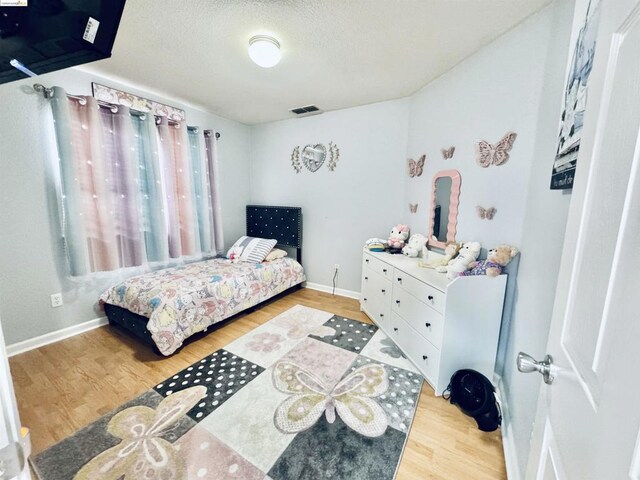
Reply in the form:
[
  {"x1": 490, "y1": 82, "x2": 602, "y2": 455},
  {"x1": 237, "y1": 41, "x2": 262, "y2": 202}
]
[
  {"x1": 461, "y1": 245, "x2": 519, "y2": 277},
  {"x1": 402, "y1": 234, "x2": 427, "y2": 257},
  {"x1": 419, "y1": 241, "x2": 461, "y2": 268},
  {"x1": 388, "y1": 224, "x2": 410, "y2": 251},
  {"x1": 436, "y1": 241, "x2": 481, "y2": 280}
]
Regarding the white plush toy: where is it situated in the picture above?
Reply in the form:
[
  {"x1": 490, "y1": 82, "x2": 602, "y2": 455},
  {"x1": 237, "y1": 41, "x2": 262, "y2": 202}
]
[
  {"x1": 435, "y1": 241, "x2": 481, "y2": 280},
  {"x1": 402, "y1": 234, "x2": 427, "y2": 257}
]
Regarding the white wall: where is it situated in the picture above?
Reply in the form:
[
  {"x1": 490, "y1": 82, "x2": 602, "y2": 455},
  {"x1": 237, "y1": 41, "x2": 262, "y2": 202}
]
[
  {"x1": 250, "y1": 99, "x2": 410, "y2": 292},
  {"x1": 0, "y1": 68, "x2": 251, "y2": 345},
  {"x1": 501, "y1": 0, "x2": 575, "y2": 476},
  {"x1": 404, "y1": 12, "x2": 552, "y2": 249}
]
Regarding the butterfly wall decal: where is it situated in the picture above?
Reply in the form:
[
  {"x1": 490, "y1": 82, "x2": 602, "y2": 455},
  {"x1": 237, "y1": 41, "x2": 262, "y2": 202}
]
[
  {"x1": 408, "y1": 154, "x2": 425, "y2": 178},
  {"x1": 476, "y1": 132, "x2": 518, "y2": 168},
  {"x1": 441, "y1": 146, "x2": 455, "y2": 160},
  {"x1": 272, "y1": 361, "x2": 389, "y2": 438},
  {"x1": 476, "y1": 206, "x2": 497, "y2": 220},
  {"x1": 409, "y1": 203, "x2": 418, "y2": 213},
  {"x1": 73, "y1": 386, "x2": 207, "y2": 479}
]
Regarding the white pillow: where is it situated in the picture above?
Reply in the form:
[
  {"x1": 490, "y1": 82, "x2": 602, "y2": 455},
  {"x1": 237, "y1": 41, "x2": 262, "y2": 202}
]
[
  {"x1": 226, "y1": 236, "x2": 277, "y2": 263},
  {"x1": 265, "y1": 248, "x2": 288, "y2": 262}
]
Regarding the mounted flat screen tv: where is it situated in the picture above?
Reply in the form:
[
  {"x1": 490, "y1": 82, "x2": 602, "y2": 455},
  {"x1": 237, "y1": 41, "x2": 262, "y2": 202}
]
[{"x1": 0, "y1": 0, "x2": 126, "y2": 85}]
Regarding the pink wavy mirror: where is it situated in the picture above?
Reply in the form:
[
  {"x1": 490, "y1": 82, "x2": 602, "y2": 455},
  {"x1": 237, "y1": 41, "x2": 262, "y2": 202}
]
[{"x1": 427, "y1": 169, "x2": 461, "y2": 249}]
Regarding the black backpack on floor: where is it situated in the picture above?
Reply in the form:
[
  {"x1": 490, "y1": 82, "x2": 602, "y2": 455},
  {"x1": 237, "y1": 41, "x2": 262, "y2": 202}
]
[{"x1": 443, "y1": 369, "x2": 502, "y2": 432}]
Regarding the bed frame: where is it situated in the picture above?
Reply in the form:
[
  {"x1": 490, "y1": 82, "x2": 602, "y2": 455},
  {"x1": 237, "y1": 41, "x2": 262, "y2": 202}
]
[{"x1": 105, "y1": 205, "x2": 303, "y2": 354}]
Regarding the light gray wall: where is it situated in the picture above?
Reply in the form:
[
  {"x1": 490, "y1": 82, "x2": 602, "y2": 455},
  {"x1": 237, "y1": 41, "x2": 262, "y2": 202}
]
[
  {"x1": 249, "y1": 99, "x2": 410, "y2": 292},
  {"x1": 403, "y1": 9, "x2": 554, "y2": 249},
  {"x1": 403, "y1": 4, "x2": 575, "y2": 476},
  {"x1": 0, "y1": 68, "x2": 251, "y2": 345},
  {"x1": 501, "y1": 1, "x2": 575, "y2": 476}
]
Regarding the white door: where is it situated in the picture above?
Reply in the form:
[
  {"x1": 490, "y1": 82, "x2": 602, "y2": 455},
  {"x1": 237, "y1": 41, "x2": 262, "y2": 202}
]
[
  {"x1": 0, "y1": 313, "x2": 28, "y2": 480},
  {"x1": 524, "y1": 0, "x2": 640, "y2": 478}
]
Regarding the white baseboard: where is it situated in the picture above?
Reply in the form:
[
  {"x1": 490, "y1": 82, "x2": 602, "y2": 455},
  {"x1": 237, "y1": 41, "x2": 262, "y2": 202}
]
[
  {"x1": 6, "y1": 317, "x2": 108, "y2": 357},
  {"x1": 496, "y1": 375, "x2": 521, "y2": 480},
  {"x1": 304, "y1": 282, "x2": 360, "y2": 300}
]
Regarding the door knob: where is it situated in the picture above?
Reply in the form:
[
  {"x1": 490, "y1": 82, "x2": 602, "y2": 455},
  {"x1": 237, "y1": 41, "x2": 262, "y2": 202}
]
[{"x1": 517, "y1": 352, "x2": 554, "y2": 385}]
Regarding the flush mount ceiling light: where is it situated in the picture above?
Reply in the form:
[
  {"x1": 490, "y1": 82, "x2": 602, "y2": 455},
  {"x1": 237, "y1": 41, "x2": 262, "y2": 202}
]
[{"x1": 248, "y1": 35, "x2": 281, "y2": 68}]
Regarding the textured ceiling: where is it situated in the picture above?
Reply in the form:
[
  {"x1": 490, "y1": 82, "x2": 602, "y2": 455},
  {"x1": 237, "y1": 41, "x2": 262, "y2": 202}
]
[{"x1": 83, "y1": 0, "x2": 550, "y2": 125}]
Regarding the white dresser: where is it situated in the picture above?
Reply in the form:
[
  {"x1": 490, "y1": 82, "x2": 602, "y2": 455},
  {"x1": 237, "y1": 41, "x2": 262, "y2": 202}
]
[{"x1": 360, "y1": 250, "x2": 507, "y2": 395}]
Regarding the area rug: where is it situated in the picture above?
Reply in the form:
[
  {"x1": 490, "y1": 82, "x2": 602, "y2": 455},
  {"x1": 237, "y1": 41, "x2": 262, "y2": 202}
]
[{"x1": 31, "y1": 305, "x2": 424, "y2": 480}]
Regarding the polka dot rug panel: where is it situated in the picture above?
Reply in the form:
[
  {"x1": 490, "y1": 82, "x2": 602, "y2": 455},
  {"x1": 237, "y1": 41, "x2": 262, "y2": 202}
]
[{"x1": 30, "y1": 305, "x2": 425, "y2": 480}]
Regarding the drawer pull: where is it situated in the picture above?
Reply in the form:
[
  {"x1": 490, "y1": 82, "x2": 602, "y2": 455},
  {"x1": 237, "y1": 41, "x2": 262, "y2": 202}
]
[
  {"x1": 365, "y1": 259, "x2": 370, "y2": 263},
  {"x1": 381, "y1": 289, "x2": 386, "y2": 293},
  {"x1": 393, "y1": 327, "x2": 398, "y2": 332},
  {"x1": 422, "y1": 355, "x2": 428, "y2": 360},
  {"x1": 382, "y1": 268, "x2": 388, "y2": 273},
  {"x1": 428, "y1": 295, "x2": 434, "y2": 301},
  {"x1": 397, "y1": 277, "x2": 402, "y2": 283},
  {"x1": 395, "y1": 300, "x2": 400, "y2": 305},
  {"x1": 379, "y1": 314, "x2": 384, "y2": 318},
  {"x1": 363, "y1": 298, "x2": 367, "y2": 302},
  {"x1": 364, "y1": 276, "x2": 369, "y2": 280},
  {"x1": 425, "y1": 322, "x2": 431, "y2": 328}
]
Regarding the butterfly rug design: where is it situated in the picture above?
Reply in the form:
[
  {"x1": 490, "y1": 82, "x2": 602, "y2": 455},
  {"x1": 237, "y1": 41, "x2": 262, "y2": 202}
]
[{"x1": 31, "y1": 305, "x2": 424, "y2": 480}]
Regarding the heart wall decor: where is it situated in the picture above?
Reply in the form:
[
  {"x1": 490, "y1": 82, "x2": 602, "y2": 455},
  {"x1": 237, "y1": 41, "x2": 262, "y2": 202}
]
[
  {"x1": 302, "y1": 144, "x2": 327, "y2": 172},
  {"x1": 290, "y1": 142, "x2": 340, "y2": 173}
]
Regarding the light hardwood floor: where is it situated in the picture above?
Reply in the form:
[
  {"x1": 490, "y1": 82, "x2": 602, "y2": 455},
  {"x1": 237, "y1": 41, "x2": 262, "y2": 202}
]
[{"x1": 9, "y1": 288, "x2": 507, "y2": 479}]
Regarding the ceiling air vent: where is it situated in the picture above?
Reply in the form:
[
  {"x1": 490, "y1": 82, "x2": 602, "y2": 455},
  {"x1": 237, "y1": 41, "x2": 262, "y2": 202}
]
[{"x1": 290, "y1": 105, "x2": 322, "y2": 117}]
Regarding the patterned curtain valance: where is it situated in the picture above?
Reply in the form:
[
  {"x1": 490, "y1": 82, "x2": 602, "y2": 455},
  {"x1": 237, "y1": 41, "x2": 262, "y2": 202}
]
[{"x1": 92, "y1": 82, "x2": 186, "y2": 122}]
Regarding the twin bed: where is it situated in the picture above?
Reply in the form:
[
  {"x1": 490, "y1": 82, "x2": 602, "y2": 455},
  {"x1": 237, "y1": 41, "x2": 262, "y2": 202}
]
[{"x1": 100, "y1": 205, "x2": 305, "y2": 356}]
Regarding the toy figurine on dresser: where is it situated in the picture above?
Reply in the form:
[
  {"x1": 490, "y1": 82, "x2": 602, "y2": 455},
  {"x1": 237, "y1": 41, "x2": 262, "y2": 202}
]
[{"x1": 387, "y1": 224, "x2": 410, "y2": 254}]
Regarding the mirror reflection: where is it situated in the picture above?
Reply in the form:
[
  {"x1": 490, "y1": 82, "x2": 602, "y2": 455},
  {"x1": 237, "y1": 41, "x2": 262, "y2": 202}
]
[{"x1": 433, "y1": 176, "x2": 452, "y2": 242}]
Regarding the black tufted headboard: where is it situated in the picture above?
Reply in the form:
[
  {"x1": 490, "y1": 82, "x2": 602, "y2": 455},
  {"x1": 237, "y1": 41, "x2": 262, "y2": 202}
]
[{"x1": 246, "y1": 205, "x2": 302, "y2": 263}]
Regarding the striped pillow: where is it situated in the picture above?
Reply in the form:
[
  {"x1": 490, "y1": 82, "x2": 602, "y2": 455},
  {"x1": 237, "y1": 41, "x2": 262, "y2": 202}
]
[{"x1": 226, "y1": 236, "x2": 277, "y2": 263}]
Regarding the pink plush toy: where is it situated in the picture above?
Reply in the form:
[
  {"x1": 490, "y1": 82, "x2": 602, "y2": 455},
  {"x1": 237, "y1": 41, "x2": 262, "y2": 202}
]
[{"x1": 388, "y1": 224, "x2": 410, "y2": 250}]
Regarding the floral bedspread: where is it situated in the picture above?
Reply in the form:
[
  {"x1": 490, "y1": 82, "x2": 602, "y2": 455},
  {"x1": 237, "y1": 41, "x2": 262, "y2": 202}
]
[{"x1": 100, "y1": 258, "x2": 305, "y2": 355}]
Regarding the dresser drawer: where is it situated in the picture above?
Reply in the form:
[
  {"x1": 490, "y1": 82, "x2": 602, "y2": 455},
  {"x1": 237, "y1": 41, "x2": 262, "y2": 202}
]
[
  {"x1": 405, "y1": 322, "x2": 441, "y2": 388},
  {"x1": 389, "y1": 312, "x2": 441, "y2": 386},
  {"x1": 361, "y1": 289, "x2": 390, "y2": 328},
  {"x1": 393, "y1": 270, "x2": 445, "y2": 314},
  {"x1": 361, "y1": 271, "x2": 391, "y2": 328},
  {"x1": 363, "y1": 253, "x2": 393, "y2": 280},
  {"x1": 362, "y1": 270, "x2": 392, "y2": 303},
  {"x1": 392, "y1": 287, "x2": 444, "y2": 349}
]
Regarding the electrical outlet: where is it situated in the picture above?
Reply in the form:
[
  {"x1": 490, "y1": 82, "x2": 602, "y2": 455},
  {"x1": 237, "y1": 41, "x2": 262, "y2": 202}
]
[
  {"x1": 334, "y1": 264, "x2": 340, "y2": 271},
  {"x1": 50, "y1": 293, "x2": 63, "y2": 308}
]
